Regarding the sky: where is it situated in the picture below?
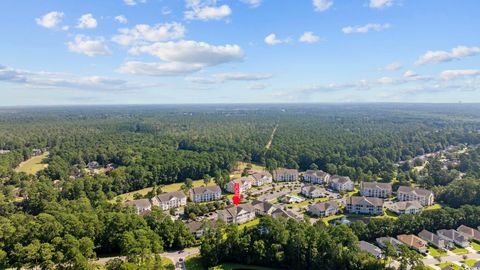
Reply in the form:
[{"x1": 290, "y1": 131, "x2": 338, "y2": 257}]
[{"x1": 0, "y1": 0, "x2": 479, "y2": 106}]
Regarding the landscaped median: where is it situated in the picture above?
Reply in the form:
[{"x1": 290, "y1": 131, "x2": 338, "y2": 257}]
[
  {"x1": 185, "y1": 254, "x2": 283, "y2": 270},
  {"x1": 436, "y1": 262, "x2": 462, "y2": 270}
]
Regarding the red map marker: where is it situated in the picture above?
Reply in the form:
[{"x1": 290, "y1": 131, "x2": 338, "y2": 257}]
[{"x1": 232, "y1": 182, "x2": 241, "y2": 206}]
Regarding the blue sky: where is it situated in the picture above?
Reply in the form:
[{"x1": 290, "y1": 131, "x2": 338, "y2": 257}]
[{"x1": 0, "y1": 0, "x2": 479, "y2": 105}]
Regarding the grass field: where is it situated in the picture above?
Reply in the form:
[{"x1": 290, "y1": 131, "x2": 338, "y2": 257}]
[
  {"x1": 114, "y1": 179, "x2": 216, "y2": 202},
  {"x1": 424, "y1": 203, "x2": 443, "y2": 211},
  {"x1": 463, "y1": 259, "x2": 478, "y2": 267},
  {"x1": 184, "y1": 255, "x2": 283, "y2": 270},
  {"x1": 437, "y1": 262, "x2": 461, "y2": 270},
  {"x1": 471, "y1": 241, "x2": 480, "y2": 251},
  {"x1": 15, "y1": 152, "x2": 49, "y2": 175},
  {"x1": 238, "y1": 218, "x2": 260, "y2": 230},
  {"x1": 320, "y1": 214, "x2": 345, "y2": 225},
  {"x1": 428, "y1": 246, "x2": 447, "y2": 257},
  {"x1": 451, "y1": 247, "x2": 469, "y2": 255}
]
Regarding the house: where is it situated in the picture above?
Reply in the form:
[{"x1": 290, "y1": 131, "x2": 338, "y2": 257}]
[
  {"x1": 273, "y1": 168, "x2": 299, "y2": 182},
  {"x1": 360, "y1": 182, "x2": 392, "y2": 198},
  {"x1": 87, "y1": 161, "x2": 100, "y2": 170},
  {"x1": 396, "y1": 234, "x2": 428, "y2": 254},
  {"x1": 251, "y1": 200, "x2": 280, "y2": 216},
  {"x1": 151, "y1": 191, "x2": 187, "y2": 210},
  {"x1": 437, "y1": 229, "x2": 470, "y2": 248},
  {"x1": 457, "y1": 225, "x2": 480, "y2": 243},
  {"x1": 308, "y1": 201, "x2": 339, "y2": 217},
  {"x1": 358, "y1": 241, "x2": 383, "y2": 259},
  {"x1": 376, "y1": 237, "x2": 403, "y2": 252},
  {"x1": 217, "y1": 204, "x2": 256, "y2": 224},
  {"x1": 303, "y1": 170, "x2": 331, "y2": 184},
  {"x1": 32, "y1": 148, "x2": 42, "y2": 156},
  {"x1": 250, "y1": 172, "x2": 273, "y2": 186},
  {"x1": 397, "y1": 186, "x2": 434, "y2": 206},
  {"x1": 330, "y1": 175, "x2": 354, "y2": 192},
  {"x1": 225, "y1": 177, "x2": 253, "y2": 193},
  {"x1": 190, "y1": 185, "x2": 222, "y2": 203},
  {"x1": 386, "y1": 201, "x2": 423, "y2": 215},
  {"x1": 346, "y1": 196, "x2": 384, "y2": 215},
  {"x1": 125, "y1": 199, "x2": 152, "y2": 214},
  {"x1": 418, "y1": 230, "x2": 451, "y2": 250},
  {"x1": 186, "y1": 221, "x2": 217, "y2": 239},
  {"x1": 279, "y1": 194, "x2": 304, "y2": 204},
  {"x1": 301, "y1": 185, "x2": 327, "y2": 198}
]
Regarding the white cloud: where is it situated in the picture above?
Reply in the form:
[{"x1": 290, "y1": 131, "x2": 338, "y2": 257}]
[
  {"x1": 247, "y1": 83, "x2": 268, "y2": 90},
  {"x1": 67, "y1": 35, "x2": 111, "y2": 57},
  {"x1": 118, "y1": 61, "x2": 203, "y2": 76},
  {"x1": 187, "y1": 72, "x2": 272, "y2": 83},
  {"x1": 0, "y1": 64, "x2": 155, "y2": 91},
  {"x1": 184, "y1": 0, "x2": 231, "y2": 21},
  {"x1": 342, "y1": 23, "x2": 390, "y2": 34},
  {"x1": 112, "y1": 22, "x2": 185, "y2": 46},
  {"x1": 264, "y1": 33, "x2": 290, "y2": 45},
  {"x1": 115, "y1": 15, "x2": 128, "y2": 24},
  {"x1": 76, "y1": 13, "x2": 98, "y2": 29},
  {"x1": 440, "y1": 69, "x2": 480, "y2": 80},
  {"x1": 369, "y1": 0, "x2": 394, "y2": 9},
  {"x1": 299, "y1": 32, "x2": 320, "y2": 43},
  {"x1": 382, "y1": 62, "x2": 402, "y2": 71},
  {"x1": 240, "y1": 0, "x2": 262, "y2": 8},
  {"x1": 415, "y1": 46, "x2": 480, "y2": 65},
  {"x1": 35, "y1": 11, "x2": 64, "y2": 29},
  {"x1": 162, "y1": 7, "x2": 172, "y2": 15},
  {"x1": 124, "y1": 0, "x2": 146, "y2": 6},
  {"x1": 120, "y1": 40, "x2": 244, "y2": 76},
  {"x1": 313, "y1": 0, "x2": 333, "y2": 12},
  {"x1": 403, "y1": 70, "x2": 417, "y2": 78}
]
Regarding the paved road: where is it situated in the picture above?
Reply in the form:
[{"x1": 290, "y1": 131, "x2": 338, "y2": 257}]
[
  {"x1": 95, "y1": 247, "x2": 200, "y2": 270},
  {"x1": 422, "y1": 249, "x2": 480, "y2": 266}
]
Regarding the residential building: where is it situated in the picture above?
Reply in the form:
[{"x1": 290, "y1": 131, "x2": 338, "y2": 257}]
[
  {"x1": 217, "y1": 204, "x2": 256, "y2": 224},
  {"x1": 251, "y1": 200, "x2": 280, "y2": 216},
  {"x1": 190, "y1": 185, "x2": 222, "y2": 203},
  {"x1": 397, "y1": 186, "x2": 434, "y2": 206},
  {"x1": 386, "y1": 201, "x2": 423, "y2": 215},
  {"x1": 151, "y1": 191, "x2": 187, "y2": 210},
  {"x1": 457, "y1": 225, "x2": 480, "y2": 243},
  {"x1": 250, "y1": 172, "x2": 273, "y2": 186},
  {"x1": 125, "y1": 199, "x2": 152, "y2": 214},
  {"x1": 330, "y1": 175, "x2": 354, "y2": 192},
  {"x1": 346, "y1": 196, "x2": 384, "y2": 215},
  {"x1": 279, "y1": 194, "x2": 304, "y2": 204},
  {"x1": 360, "y1": 182, "x2": 392, "y2": 198},
  {"x1": 358, "y1": 241, "x2": 383, "y2": 259},
  {"x1": 376, "y1": 237, "x2": 403, "y2": 252},
  {"x1": 32, "y1": 148, "x2": 42, "y2": 156},
  {"x1": 301, "y1": 185, "x2": 327, "y2": 198},
  {"x1": 303, "y1": 170, "x2": 331, "y2": 184},
  {"x1": 186, "y1": 221, "x2": 216, "y2": 239},
  {"x1": 225, "y1": 176, "x2": 253, "y2": 193},
  {"x1": 437, "y1": 229, "x2": 470, "y2": 248},
  {"x1": 87, "y1": 161, "x2": 100, "y2": 170},
  {"x1": 418, "y1": 230, "x2": 451, "y2": 250},
  {"x1": 308, "y1": 201, "x2": 339, "y2": 217},
  {"x1": 396, "y1": 234, "x2": 428, "y2": 254},
  {"x1": 273, "y1": 168, "x2": 299, "y2": 182}
]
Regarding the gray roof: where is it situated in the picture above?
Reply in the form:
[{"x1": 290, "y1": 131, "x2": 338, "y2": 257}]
[
  {"x1": 230, "y1": 176, "x2": 254, "y2": 185},
  {"x1": 347, "y1": 196, "x2": 384, "y2": 207},
  {"x1": 437, "y1": 229, "x2": 468, "y2": 242},
  {"x1": 331, "y1": 175, "x2": 352, "y2": 184},
  {"x1": 274, "y1": 168, "x2": 299, "y2": 176},
  {"x1": 251, "y1": 199, "x2": 277, "y2": 213},
  {"x1": 309, "y1": 201, "x2": 339, "y2": 212},
  {"x1": 418, "y1": 230, "x2": 442, "y2": 246},
  {"x1": 361, "y1": 181, "x2": 392, "y2": 190},
  {"x1": 219, "y1": 204, "x2": 256, "y2": 219},
  {"x1": 397, "y1": 186, "x2": 433, "y2": 197},
  {"x1": 250, "y1": 172, "x2": 272, "y2": 181},
  {"x1": 302, "y1": 185, "x2": 326, "y2": 193},
  {"x1": 358, "y1": 241, "x2": 382, "y2": 258},
  {"x1": 376, "y1": 237, "x2": 402, "y2": 248},
  {"x1": 392, "y1": 201, "x2": 423, "y2": 211},
  {"x1": 457, "y1": 225, "x2": 480, "y2": 240},
  {"x1": 304, "y1": 170, "x2": 329, "y2": 178},
  {"x1": 191, "y1": 185, "x2": 221, "y2": 195},
  {"x1": 156, "y1": 191, "x2": 186, "y2": 202},
  {"x1": 125, "y1": 198, "x2": 151, "y2": 209}
]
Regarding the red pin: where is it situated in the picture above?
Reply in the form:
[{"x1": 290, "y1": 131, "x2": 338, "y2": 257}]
[{"x1": 232, "y1": 182, "x2": 241, "y2": 206}]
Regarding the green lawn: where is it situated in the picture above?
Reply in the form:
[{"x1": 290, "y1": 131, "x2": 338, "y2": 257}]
[
  {"x1": 113, "y1": 179, "x2": 215, "y2": 202},
  {"x1": 428, "y1": 246, "x2": 447, "y2": 257},
  {"x1": 462, "y1": 259, "x2": 478, "y2": 267},
  {"x1": 346, "y1": 188, "x2": 359, "y2": 197},
  {"x1": 320, "y1": 214, "x2": 345, "y2": 225},
  {"x1": 471, "y1": 241, "x2": 480, "y2": 251},
  {"x1": 437, "y1": 262, "x2": 462, "y2": 270},
  {"x1": 15, "y1": 152, "x2": 49, "y2": 175},
  {"x1": 424, "y1": 203, "x2": 443, "y2": 211},
  {"x1": 451, "y1": 247, "x2": 469, "y2": 255},
  {"x1": 238, "y1": 218, "x2": 260, "y2": 230},
  {"x1": 162, "y1": 257, "x2": 175, "y2": 270}
]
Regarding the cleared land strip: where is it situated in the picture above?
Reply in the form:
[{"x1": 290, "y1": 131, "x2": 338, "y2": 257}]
[{"x1": 264, "y1": 123, "x2": 278, "y2": 151}]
